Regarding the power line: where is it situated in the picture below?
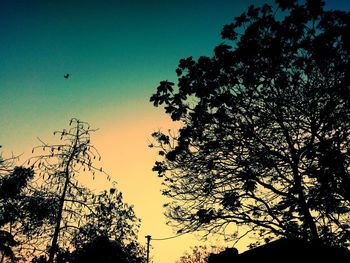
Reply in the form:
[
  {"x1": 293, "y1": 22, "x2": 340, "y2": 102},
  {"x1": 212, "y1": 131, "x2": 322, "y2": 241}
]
[{"x1": 151, "y1": 232, "x2": 188, "y2": 241}]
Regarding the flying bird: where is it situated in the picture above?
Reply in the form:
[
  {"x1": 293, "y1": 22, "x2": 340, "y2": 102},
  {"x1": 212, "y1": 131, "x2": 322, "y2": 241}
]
[{"x1": 64, "y1": 74, "x2": 70, "y2": 79}]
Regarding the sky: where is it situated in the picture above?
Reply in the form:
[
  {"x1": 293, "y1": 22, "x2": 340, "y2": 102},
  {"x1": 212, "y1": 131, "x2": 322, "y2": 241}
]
[{"x1": 1, "y1": 0, "x2": 350, "y2": 262}]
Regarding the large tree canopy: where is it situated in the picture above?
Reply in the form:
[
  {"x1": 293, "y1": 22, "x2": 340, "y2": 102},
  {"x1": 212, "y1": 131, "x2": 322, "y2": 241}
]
[{"x1": 150, "y1": 0, "x2": 350, "y2": 247}]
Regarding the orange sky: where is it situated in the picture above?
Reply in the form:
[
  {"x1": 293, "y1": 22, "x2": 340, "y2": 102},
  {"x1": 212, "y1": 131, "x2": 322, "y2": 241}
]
[
  {"x1": 72, "y1": 107, "x2": 230, "y2": 263},
  {"x1": 2, "y1": 106, "x2": 232, "y2": 263}
]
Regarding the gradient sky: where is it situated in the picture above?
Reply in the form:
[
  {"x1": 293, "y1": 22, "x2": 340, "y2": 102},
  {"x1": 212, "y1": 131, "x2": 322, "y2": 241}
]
[{"x1": 1, "y1": 1, "x2": 350, "y2": 262}]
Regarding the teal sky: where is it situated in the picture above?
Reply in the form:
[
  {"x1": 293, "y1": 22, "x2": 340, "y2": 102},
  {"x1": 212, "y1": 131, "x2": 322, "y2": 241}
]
[
  {"x1": 1, "y1": 0, "x2": 349, "y2": 143},
  {"x1": 0, "y1": 0, "x2": 272, "y2": 149},
  {"x1": 1, "y1": 1, "x2": 350, "y2": 262}
]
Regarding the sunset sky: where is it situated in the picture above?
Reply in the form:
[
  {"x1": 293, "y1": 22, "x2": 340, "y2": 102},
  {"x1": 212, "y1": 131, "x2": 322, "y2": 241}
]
[{"x1": 1, "y1": 0, "x2": 350, "y2": 262}]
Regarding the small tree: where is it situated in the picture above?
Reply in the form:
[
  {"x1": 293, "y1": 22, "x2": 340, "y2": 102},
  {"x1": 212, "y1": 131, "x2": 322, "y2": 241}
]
[
  {"x1": 150, "y1": 0, "x2": 350, "y2": 247},
  {"x1": 176, "y1": 245, "x2": 223, "y2": 263},
  {"x1": 71, "y1": 236, "x2": 144, "y2": 263},
  {"x1": 70, "y1": 188, "x2": 144, "y2": 262}
]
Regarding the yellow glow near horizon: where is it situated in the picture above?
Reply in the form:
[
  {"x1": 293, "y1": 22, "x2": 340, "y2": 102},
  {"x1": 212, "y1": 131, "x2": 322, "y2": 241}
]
[{"x1": 0, "y1": 99, "x2": 252, "y2": 262}]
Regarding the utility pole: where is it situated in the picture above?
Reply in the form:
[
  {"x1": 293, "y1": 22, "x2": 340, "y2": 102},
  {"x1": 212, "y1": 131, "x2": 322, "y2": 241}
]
[{"x1": 145, "y1": 235, "x2": 151, "y2": 263}]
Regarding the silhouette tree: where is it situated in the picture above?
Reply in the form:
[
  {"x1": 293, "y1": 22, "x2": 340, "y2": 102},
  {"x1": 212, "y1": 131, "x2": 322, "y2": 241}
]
[
  {"x1": 70, "y1": 236, "x2": 144, "y2": 263},
  {"x1": 176, "y1": 245, "x2": 224, "y2": 263},
  {"x1": 0, "y1": 230, "x2": 17, "y2": 263},
  {"x1": 26, "y1": 118, "x2": 145, "y2": 262},
  {"x1": 27, "y1": 118, "x2": 109, "y2": 262},
  {"x1": 150, "y1": 0, "x2": 350, "y2": 247},
  {"x1": 0, "y1": 166, "x2": 33, "y2": 263},
  {"x1": 0, "y1": 152, "x2": 55, "y2": 262},
  {"x1": 0, "y1": 155, "x2": 19, "y2": 263},
  {"x1": 70, "y1": 188, "x2": 145, "y2": 262}
]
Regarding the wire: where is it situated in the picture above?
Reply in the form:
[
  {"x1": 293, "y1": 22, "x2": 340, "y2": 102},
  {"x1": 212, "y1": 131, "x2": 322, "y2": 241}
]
[{"x1": 151, "y1": 231, "x2": 188, "y2": 241}]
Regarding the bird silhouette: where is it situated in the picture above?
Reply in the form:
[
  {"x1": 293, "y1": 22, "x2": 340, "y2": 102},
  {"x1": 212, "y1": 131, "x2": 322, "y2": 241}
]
[{"x1": 64, "y1": 74, "x2": 70, "y2": 79}]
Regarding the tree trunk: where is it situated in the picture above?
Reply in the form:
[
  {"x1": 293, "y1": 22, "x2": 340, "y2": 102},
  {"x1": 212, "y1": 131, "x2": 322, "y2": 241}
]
[
  {"x1": 278, "y1": 114, "x2": 320, "y2": 242},
  {"x1": 48, "y1": 129, "x2": 79, "y2": 263},
  {"x1": 292, "y1": 165, "x2": 319, "y2": 242},
  {"x1": 47, "y1": 171, "x2": 70, "y2": 263}
]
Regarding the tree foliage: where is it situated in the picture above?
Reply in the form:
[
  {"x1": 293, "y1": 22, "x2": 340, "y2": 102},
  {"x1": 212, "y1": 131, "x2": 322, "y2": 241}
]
[
  {"x1": 150, "y1": 0, "x2": 350, "y2": 247},
  {"x1": 70, "y1": 236, "x2": 144, "y2": 263},
  {"x1": 176, "y1": 245, "x2": 223, "y2": 263},
  {"x1": 72, "y1": 188, "x2": 140, "y2": 246},
  {"x1": 0, "y1": 153, "x2": 55, "y2": 262},
  {"x1": 0, "y1": 155, "x2": 21, "y2": 263}
]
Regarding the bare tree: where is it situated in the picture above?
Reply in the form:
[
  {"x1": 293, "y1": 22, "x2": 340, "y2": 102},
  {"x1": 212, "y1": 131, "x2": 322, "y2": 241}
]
[
  {"x1": 25, "y1": 118, "x2": 145, "y2": 262},
  {"x1": 28, "y1": 118, "x2": 107, "y2": 262}
]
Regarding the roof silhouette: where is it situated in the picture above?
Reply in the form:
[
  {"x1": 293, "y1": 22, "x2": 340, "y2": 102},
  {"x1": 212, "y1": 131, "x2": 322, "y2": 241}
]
[{"x1": 208, "y1": 238, "x2": 350, "y2": 263}]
